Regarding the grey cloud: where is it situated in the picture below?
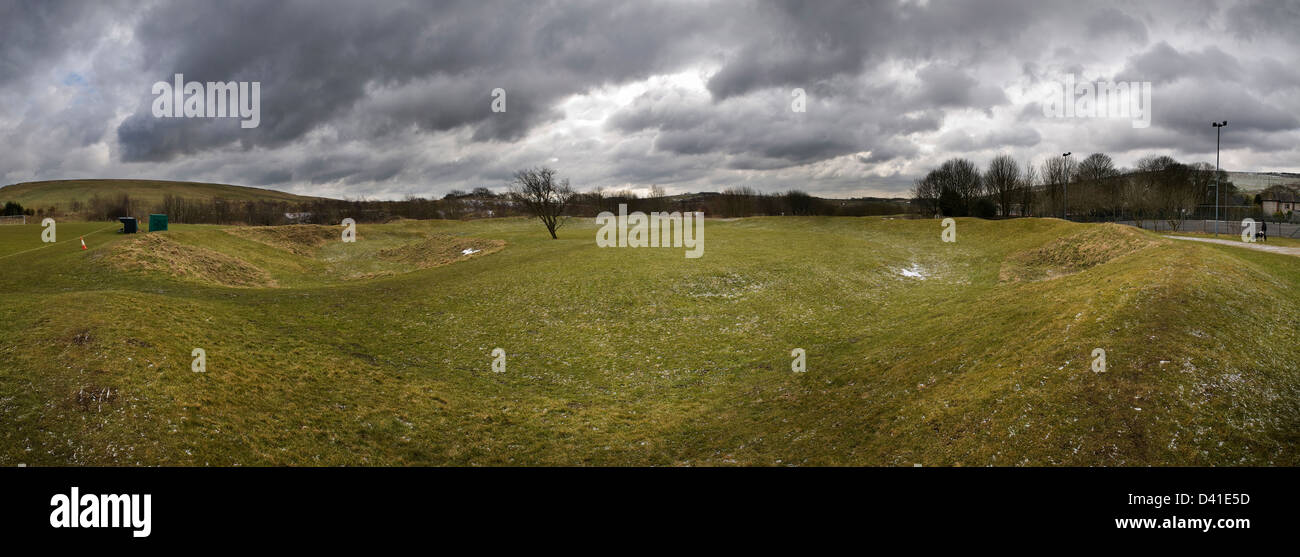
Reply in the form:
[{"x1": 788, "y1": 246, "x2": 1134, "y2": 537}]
[
  {"x1": 912, "y1": 65, "x2": 1008, "y2": 111},
  {"x1": 1226, "y1": 1, "x2": 1300, "y2": 39},
  {"x1": 1085, "y1": 8, "x2": 1149, "y2": 43},
  {"x1": 1115, "y1": 42, "x2": 1243, "y2": 85},
  {"x1": 2, "y1": 0, "x2": 1299, "y2": 199},
  {"x1": 115, "y1": 0, "x2": 727, "y2": 160}
]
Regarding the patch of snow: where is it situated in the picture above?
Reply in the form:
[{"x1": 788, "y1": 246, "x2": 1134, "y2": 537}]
[
  {"x1": 461, "y1": 248, "x2": 480, "y2": 255},
  {"x1": 898, "y1": 263, "x2": 927, "y2": 279}
]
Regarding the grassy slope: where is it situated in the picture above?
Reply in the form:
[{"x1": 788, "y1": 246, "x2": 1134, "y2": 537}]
[
  {"x1": 0, "y1": 179, "x2": 322, "y2": 209},
  {"x1": 0, "y1": 217, "x2": 1296, "y2": 466}
]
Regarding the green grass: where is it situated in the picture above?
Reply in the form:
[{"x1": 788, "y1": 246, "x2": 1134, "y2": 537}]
[
  {"x1": 1, "y1": 216, "x2": 1297, "y2": 466},
  {"x1": 0, "y1": 179, "x2": 322, "y2": 210}
]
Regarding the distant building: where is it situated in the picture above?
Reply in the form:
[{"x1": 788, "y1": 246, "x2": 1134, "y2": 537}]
[
  {"x1": 1260, "y1": 185, "x2": 1300, "y2": 217},
  {"x1": 284, "y1": 212, "x2": 312, "y2": 223}
]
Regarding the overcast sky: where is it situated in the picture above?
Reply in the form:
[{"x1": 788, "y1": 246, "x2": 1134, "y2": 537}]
[{"x1": 2, "y1": 0, "x2": 1298, "y2": 199}]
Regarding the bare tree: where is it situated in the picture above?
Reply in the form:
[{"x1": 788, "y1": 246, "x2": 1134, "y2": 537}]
[
  {"x1": 984, "y1": 154, "x2": 1020, "y2": 217},
  {"x1": 922, "y1": 158, "x2": 982, "y2": 216},
  {"x1": 1076, "y1": 153, "x2": 1117, "y2": 183},
  {"x1": 509, "y1": 167, "x2": 574, "y2": 239},
  {"x1": 911, "y1": 173, "x2": 941, "y2": 217},
  {"x1": 1041, "y1": 155, "x2": 1074, "y2": 218},
  {"x1": 1018, "y1": 160, "x2": 1038, "y2": 217},
  {"x1": 720, "y1": 186, "x2": 758, "y2": 217},
  {"x1": 945, "y1": 158, "x2": 983, "y2": 215},
  {"x1": 1076, "y1": 153, "x2": 1119, "y2": 217}
]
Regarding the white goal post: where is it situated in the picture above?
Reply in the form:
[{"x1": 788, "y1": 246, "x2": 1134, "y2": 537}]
[{"x1": 0, "y1": 215, "x2": 27, "y2": 225}]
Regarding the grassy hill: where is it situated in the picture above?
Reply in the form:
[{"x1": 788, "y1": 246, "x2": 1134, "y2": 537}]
[
  {"x1": 0, "y1": 179, "x2": 324, "y2": 210},
  {"x1": 0, "y1": 216, "x2": 1296, "y2": 466}
]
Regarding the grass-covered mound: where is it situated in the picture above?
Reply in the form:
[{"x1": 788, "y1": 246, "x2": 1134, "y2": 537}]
[
  {"x1": 999, "y1": 223, "x2": 1159, "y2": 282},
  {"x1": 96, "y1": 233, "x2": 274, "y2": 288},
  {"x1": 225, "y1": 224, "x2": 341, "y2": 257},
  {"x1": 91, "y1": 222, "x2": 507, "y2": 287}
]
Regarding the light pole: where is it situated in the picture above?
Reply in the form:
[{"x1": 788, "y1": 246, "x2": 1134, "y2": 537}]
[
  {"x1": 1211, "y1": 121, "x2": 1227, "y2": 236},
  {"x1": 1062, "y1": 152, "x2": 1072, "y2": 220}
]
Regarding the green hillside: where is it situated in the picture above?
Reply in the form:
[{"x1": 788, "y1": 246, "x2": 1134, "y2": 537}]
[
  {"x1": 0, "y1": 179, "x2": 325, "y2": 210},
  {"x1": 0, "y1": 217, "x2": 1296, "y2": 466}
]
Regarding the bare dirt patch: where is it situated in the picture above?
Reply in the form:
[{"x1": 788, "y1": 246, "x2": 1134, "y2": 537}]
[
  {"x1": 71, "y1": 384, "x2": 118, "y2": 412},
  {"x1": 71, "y1": 329, "x2": 93, "y2": 345}
]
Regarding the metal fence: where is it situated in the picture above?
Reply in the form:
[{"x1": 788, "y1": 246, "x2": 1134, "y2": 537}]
[{"x1": 1111, "y1": 218, "x2": 1299, "y2": 238}]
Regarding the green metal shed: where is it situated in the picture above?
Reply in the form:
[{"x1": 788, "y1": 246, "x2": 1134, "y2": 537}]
[{"x1": 149, "y1": 214, "x2": 168, "y2": 232}]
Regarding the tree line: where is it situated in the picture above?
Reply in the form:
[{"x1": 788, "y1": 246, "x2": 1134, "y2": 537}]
[
  {"x1": 16, "y1": 174, "x2": 908, "y2": 227},
  {"x1": 910, "y1": 153, "x2": 1254, "y2": 230}
]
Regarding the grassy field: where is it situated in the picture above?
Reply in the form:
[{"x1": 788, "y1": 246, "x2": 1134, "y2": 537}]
[
  {"x1": 0, "y1": 216, "x2": 1297, "y2": 466},
  {"x1": 0, "y1": 179, "x2": 322, "y2": 209}
]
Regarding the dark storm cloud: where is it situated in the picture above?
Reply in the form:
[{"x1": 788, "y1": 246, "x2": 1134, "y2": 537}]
[
  {"x1": 912, "y1": 65, "x2": 1007, "y2": 111},
  {"x1": 114, "y1": 0, "x2": 728, "y2": 161},
  {"x1": 3, "y1": 0, "x2": 1300, "y2": 198},
  {"x1": 1114, "y1": 42, "x2": 1243, "y2": 85},
  {"x1": 1084, "y1": 8, "x2": 1149, "y2": 43},
  {"x1": 0, "y1": 1, "x2": 127, "y2": 88}
]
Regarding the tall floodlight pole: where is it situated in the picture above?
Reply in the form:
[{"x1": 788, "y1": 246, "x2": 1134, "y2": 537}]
[
  {"x1": 1062, "y1": 152, "x2": 1072, "y2": 220},
  {"x1": 1212, "y1": 121, "x2": 1227, "y2": 236}
]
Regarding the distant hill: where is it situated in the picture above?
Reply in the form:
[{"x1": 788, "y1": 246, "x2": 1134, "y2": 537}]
[
  {"x1": 1227, "y1": 171, "x2": 1300, "y2": 192},
  {"x1": 0, "y1": 179, "x2": 327, "y2": 210}
]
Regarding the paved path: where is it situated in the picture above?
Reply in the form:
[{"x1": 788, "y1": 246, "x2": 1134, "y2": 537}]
[{"x1": 1167, "y1": 235, "x2": 1300, "y2": 257}]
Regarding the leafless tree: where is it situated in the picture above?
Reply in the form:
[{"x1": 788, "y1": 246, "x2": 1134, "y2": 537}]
[
  {"x1": 720, "y1": 186, "x2": 759, "y2": 217},
  {"x1": 509, "y1": 166, "x2": 574, "y2": 239},
  {"x1": 1076, "y1": 153, "x2": 1120, "y2": 216},
  {"x1": 984, "y1": 154, "x2": 1020, "y2": 217},
  {"x1": 912, "y1": 173, "x2": 941, "y2": 217},
  {"x1": 1018, "y1": 160, "x2": 1038, "y2": 217},
  {"x1": 1041, "y1": 155, "x2": 1074, "y2": 218},
  {"x1": 1076, "y1": 153, "x2": 1117, "y2": 184},
  {"x1": 944, "y1": 158, "x2": 984, "y2": 214}
]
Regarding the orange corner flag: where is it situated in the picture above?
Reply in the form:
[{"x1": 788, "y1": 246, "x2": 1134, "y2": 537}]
[{"x1": 80, "y1": 236, "x2": 87, "y2": 250}]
